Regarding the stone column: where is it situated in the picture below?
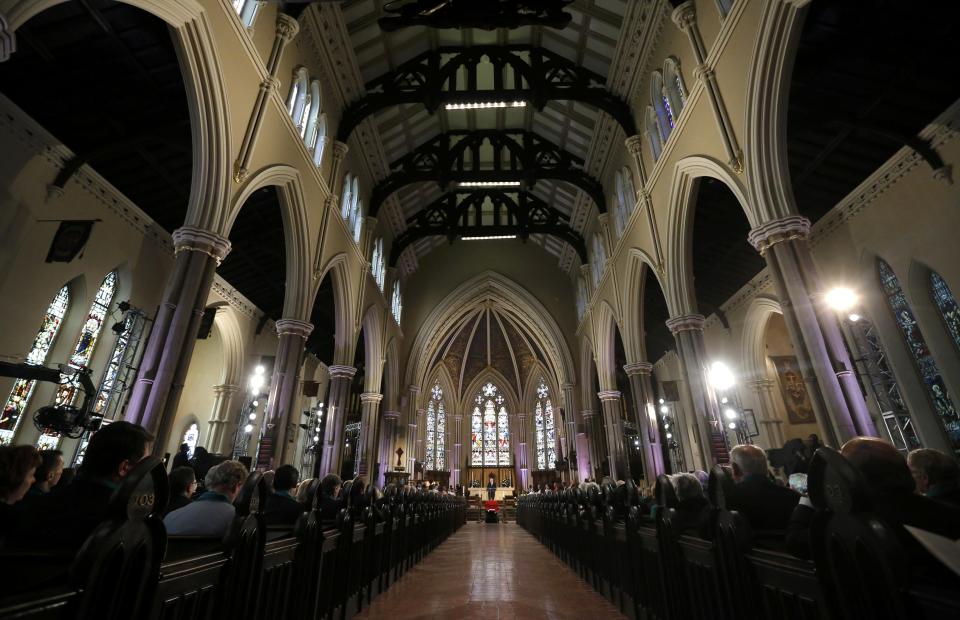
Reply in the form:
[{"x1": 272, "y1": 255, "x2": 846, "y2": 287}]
[
  {"x1": 403, "y1": 386, "x2": 420, "y2": 475},
  {"x1": 451, "y1": 414, "x2": 463, "y2": 487},
  {"x1": 355, "y1": 392, "x2": 382, "y2": 478},
  {"x1": 207, "y1": 383, "x2": 240, "y2": 453},
  {"x1": 319, "y1": 365, "x2": 356, "y2": 476},
  {"x1": 624, "y1": 363, "x2": 665, "y2": 481},
  {"x1": 415, "y1": 408, "x2": 426, "y2": 478},
  {"x1": 559, "y1": 383, "x2": 577, "y2": 481},
  {"x1": 598, "y1": 391, "x2": 629, "y2": 481},
  {"x1": 234, "y1": 13, "x2": 299, "y2": 182},
  {"x1": 378, "y1": 410, "x2": 400, "y2": 487},
  {"x1": 581, "y1": 409, "x2": 600, "y2": 479},
  {"x1": 516, "y1": 413, "x2": 529, "y2": 490},
  {"x1": 671, "y1": 1, "x2": 742, "y2": 171},
  {"x1": 666, "y1": 314, "x2": 722, "y2": 465},
  {"x1": 126, "y1": 227, "x2": 230, "y2": 454},
  {"x1": 329, "y1": 141, "x2": 350, "y2": 198},
  {"x1": 256, "y1": 319, "x2": 312, "y2": 469},
  {"x1": 748, "y1": 216, "x2": 876, "y2": 444},
  {"x1": 747, "y1": 379, "x2": 785, "y2": 447}
]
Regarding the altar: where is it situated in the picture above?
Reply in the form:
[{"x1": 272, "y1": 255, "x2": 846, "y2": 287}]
[{"x1": 467, "y1": 486, "x2": 515, "y2": 502}]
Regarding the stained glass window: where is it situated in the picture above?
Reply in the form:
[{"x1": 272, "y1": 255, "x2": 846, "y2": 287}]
[
  {"x1": 470, "y1": 382, "x2": 510, "y2": 466},
  {"x1": 879, "y1": 260, "x2": 960, "y2": 453},
  {"x1": 0, "y1": 286, "x2": 70, "y2": 445},
  {"x1": 371, "y1": 238, "x2": 385, "y2": 291},
  {"x1": 391, "y1": 281, "x2": 403, "y2": 324},
  {"x1": 232, "y1": 0, "x2": 261, "y2": 27},
  {"x1": 424, "y1": 384, "x2": 445, "y2": 471},
  {"x1": 534, "y1": 378, "x2": 557, "y2": 470},
  {"x1": 661, "y1": 95, "x2": 675, "y2": 129},
  {"x1": 182, "y1": 423, "x2": 200, "y2": 458},
  {"x1": 930, "y1": 271, "x2": 960, "y2": 353},
  {"x1": 37, "y1": 272, "x2": 117, "y2": 449}
]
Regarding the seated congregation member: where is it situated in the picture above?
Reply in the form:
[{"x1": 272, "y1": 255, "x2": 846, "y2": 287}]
[
  {"x1": 164, "y1": 460, "x2": 247, "y2": 537},
  {"x1": 842, "y1": 438, "x2": 960, "y2": 540},
  {"x1": 671, "y1": 473, "x2": 711, "y2": 533},
  {"x1": 785, "y1": 473, "x2": 815, "y2": 559},
  {"x1": 727, "y1": 444, "x2": 799, "y2": 531},
  {"x1": 13, "y1": 422, "x2": 153, "y2": 551},
  {"x1": 27, "y1": 449, "x2": 64, "y2": 497},
  {"x1": 0, "y1": 445, "x2": 41, "y2": 544},
  {"x1": 165, "y1": 466, "x2": 197, "y2": 516},
  {"x1": 318, "y1": 473, "x2": 342, "y2": 521},
  {"x1": 264, "y1": 465, "x2": 304, "y2": 526},
  {"x1": 907, "y1": 448, "x2": 960, "y2": 507}
]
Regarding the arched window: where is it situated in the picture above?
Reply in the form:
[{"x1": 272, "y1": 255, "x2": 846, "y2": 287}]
[
  {"x1": 651, "y1": 71, "x2": 673, "y2": 140},
  {"x1": 614, "y1": 167, "x2": 636, "y2": 236},
  {"x1": 534, "y1": 378, "x2": 557, "y2": 470},
  {"x1": 232, "y1": 0, "x2": 261, "y2": 27},
  {"x1": 352, "y1": 199, "x2": 363, "y2": 243},
  {"x1": 371, "y1": 238, "x2": 385, "y2": 291},
  {"x1": 663, "y1": 58, "x2": 687, "y2": 119},
  {"x1": 391, "y1": 281, "x2": 403, "y2": 325},
  {"x1": 645, "y1": 106, "x2": 663, "y2": 162},
  {"x1": 591, "y1": 233, "x2": 607, "y2": 286},
  {"x1": 303, "y1": 80, "x2": 322, "y2": 147},
  {"x1": 425, "y1": 384, "x2": 446, "y2": 470},
  {"x1": 39, "y1": 271, "x2": 117, "y2": 450},
  {"x1": 287, "y1": 68, "x2": 310, "y2": 131},
  {"x1": 313, "y1": 114, "x2": 328, "y2": 167},
  {"x1": 0, "y1": 285, "x2": 70, "y2": 444},
  {"x1": 576, "y1": 276, "x2": 588, "y2": 320},
  {"x1": 930, "y1": 271, "x2": 960, "y2": 353},
  {"x1": 879, "y1": 260, "x2": 960, "y2": 453},
  {"x1": 715, "y1": 0, "x2": 734, "y2": 18},
  {"x1": 470, "y1": 382, "x2": 510, "y2": 466},
  {"x1": 182, "y1": 422, "x2": 200, "y2": 458}
]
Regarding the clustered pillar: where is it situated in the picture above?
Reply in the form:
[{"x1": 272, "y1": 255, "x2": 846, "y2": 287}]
[
  {"x1": 377, "y1": 410, "x2": 400, "y2": 487},
  {"x1": 126, "y1": 227, "x2": 230, "y2": 454},
  {"x1": 451, "y1": 414, "x2": 463, "y2": 487},
  {"x1": 624, "y1": 362, "x2": 665, "y2": 480},
  {"x1": 598, "y1": 391, "x2": 629, "y2": 481},
  {"x1": 319, "y1": 364, "x2": 356, "y2": 476},
  {"x1": 666, "y1": 314, "x2": 722, "y2": 466},
  {"x1": 748, "y1": 215, "x2": 876, "y2": 445},
  {"x1": 403, "y1": 386, "x2": 420, "y2": 475},
  {"x1": 207, "y1": 383, "x2": 240, "y2": 454},
  {"x1": 516, "y1": 413, "x2": 529, "y2": 490},
  {"x1": 257, "y1": 318, "x2": 313, "y2": 469},
  {"x1": 355, "y1": 392, "x2": 382, "y2": 478}
]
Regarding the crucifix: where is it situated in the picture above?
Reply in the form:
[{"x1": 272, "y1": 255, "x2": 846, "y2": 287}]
[{"x1": 395, "y1": 446, "x2": 404, "y2": 468}]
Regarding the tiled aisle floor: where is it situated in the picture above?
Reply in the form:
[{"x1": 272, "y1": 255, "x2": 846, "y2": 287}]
[{"x1": 356, "y1": 522, "x2": 626, "y2": 619}]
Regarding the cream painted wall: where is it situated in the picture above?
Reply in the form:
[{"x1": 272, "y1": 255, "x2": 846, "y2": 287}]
[{"x1": 167, "y1": 326, "x2": 224, "y2": 456}]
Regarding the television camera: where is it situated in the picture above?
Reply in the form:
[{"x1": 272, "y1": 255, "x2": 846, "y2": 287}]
[{"x1": 0, "y1": 360, "x2": 102, "y2": 438}]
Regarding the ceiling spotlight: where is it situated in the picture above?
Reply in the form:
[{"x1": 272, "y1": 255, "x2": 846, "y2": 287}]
[
  {"x1": 658, "y1": 398, "x2": 665, "y2": 404},
  {"x1": 721, "y1": 397, "x2": 728, "y2": 404},
  {"x1": 708, "y1": 361, "x2": 735, "y2": 391},
  {"x1": 461, "y1": 234, "x2": 517, "y2": 241},
  {"x1": 457, "y1": 181, "x2": 522, "y2": 188},
  {"x1": 663, "y1": 423, "x2": 670, "y2": 430},
  {"x1": 249, "y1": 413, "x2": 257, "y2": 420},
  {"x1": 445, "y1": 100, "x2": 527, "y2": 110}
]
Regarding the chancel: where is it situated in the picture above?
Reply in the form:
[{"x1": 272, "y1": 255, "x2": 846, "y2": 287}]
[{"x1": 0, "y1": 0, "x2": 959, "y2": 618}]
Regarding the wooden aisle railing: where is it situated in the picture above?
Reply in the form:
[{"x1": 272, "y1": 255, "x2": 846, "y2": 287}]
[
  {"x1": 0, "y1": 468, "x2": 466, "y2": 620},
  {"x1": 516, "y1": 448, "x2": 960, "y2": 620}
]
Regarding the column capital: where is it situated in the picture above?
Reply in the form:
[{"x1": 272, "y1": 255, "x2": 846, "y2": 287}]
[
  {"x1": 383, "y1": 410, "x2": 401, "y2": 420},
  {"x1": 665, "y1": 313, "x2": 706, "y2": 333},
  {"x1": 624, "y1": 134, "x2": 644, "y2": 156},
  {"x1": 213, "y1": 383, "x2": 241, "y2": 395},
  {"x1": 581, "y1": 409, "x2": 594, "y2": 419},
  {"x1": 328, "y1": 364, "x2": 357, "y2": 379},
  {"x1": 623, "y1": 362, "x2": 653, "y2": 377},
  {"x1": 671, "y1": 1, "x2": 697, "y2": 31},
  {"x1": 693, "y1": 63, "x2": 714, "y2": 82},
  {"x1": 598, "y1": 390, "x2": 621, "y2": 402},
  {"x1": 260, "y1": 75, "x2": 281, "y2": 92},
  {"x1": 360, "y1": 392, "x2": 383, "y2": 404},
  {"x1": 275, "y1": 318, "x2": 314, "y2": 338},
  {"x1": 408, "y1": 385, "x2": 421, "y2": 394},
  {"x1": 561, "y1": 383, "x2": 575, "y2": 391},
  {"x1": 332, "y1": 141, "x2": 349, "y2": 161},
  {"x1": 748, "y1": 215, "x2": 811, "y2": 255},
  {"x1": 173, "y1": 226, "x2": 231, "y2": 263},
  {"x1": 275, "y1": 13, "x2": 300, "y2": 41}
]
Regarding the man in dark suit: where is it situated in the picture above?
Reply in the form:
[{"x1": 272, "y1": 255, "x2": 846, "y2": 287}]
[
  {"x1": 726, "y1": 444, "x2": 799, "y2": 531},
  {"x1": 264, "y1": 465, "x2": 304, "y2": 526},
  {"x1": 486, "y1": 474, "x2": 497, "y2": 501},
  {"x1": 318, "y1": 473, "x2": 343, "y2": 521}
]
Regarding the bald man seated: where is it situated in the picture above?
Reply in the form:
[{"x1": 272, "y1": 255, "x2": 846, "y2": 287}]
[{"x1": 726, "y1": 444, "x2": 799, "y2": 531}]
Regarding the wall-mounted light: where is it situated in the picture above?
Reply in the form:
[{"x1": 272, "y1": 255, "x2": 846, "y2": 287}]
[
  {"x1": 708, "y1": 361, "x2": 735, "y2": 391},
  {"x1": 825, "y1": 286, "x2": 858, "y2": 312}
]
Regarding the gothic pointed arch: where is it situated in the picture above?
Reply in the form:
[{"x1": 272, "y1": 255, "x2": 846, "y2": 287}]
[
  {"x1": 740, "y1": 296, "x2": 784, "y2": 385},
  {"x1": 313, "y1": 254, "x2": 354, "y2": 365},
  {"x1": 592, "y1": 300, "x2": 621, "y2": 392},
  {"x1": 207, "y1": 301, "x2": 245, "y2": 388},
  {"x1": 622, "y1": 248, "x2": 666, "y2": 364},
  {"x1": 664, "y1": 156, "x2": 753, "y2": 316},
  {"x1": 360, "y1": 303, "x2": 386, "y2": 393}
]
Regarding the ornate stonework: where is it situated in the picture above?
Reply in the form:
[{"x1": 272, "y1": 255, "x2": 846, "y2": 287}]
[
  {"x1": 173, "y1": 226, "x2": 232, "y2": 263},
  {"x1": 747, "y1": 215, "x2": 811, "y2": 255},
  {"x1": 665, "y1": 313, "x2": 706, "y2": 334},
  {"x1": 275, "y1": 318, "x2": 314, "y2": 339}
]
